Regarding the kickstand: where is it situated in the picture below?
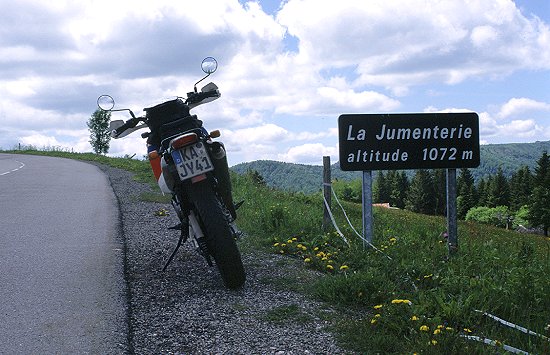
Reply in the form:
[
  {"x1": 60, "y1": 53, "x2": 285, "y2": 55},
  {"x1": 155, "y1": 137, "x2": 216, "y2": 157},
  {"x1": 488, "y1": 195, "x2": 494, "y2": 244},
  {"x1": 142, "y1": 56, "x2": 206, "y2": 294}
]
[{"x1": 162, "y1": 220, "x2": 189, "y2": 271}]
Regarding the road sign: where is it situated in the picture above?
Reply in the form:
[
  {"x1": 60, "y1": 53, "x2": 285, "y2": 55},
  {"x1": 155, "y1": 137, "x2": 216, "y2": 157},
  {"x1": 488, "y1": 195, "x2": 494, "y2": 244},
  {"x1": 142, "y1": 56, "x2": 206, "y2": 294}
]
[{"x1": 339, "y1": 113, "x2": 480, "y2": 171}]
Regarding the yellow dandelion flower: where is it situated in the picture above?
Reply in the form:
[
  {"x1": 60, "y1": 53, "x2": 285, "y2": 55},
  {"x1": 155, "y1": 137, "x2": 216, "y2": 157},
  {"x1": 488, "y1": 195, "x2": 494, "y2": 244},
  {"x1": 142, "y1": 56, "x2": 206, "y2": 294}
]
[
  {"x1": 281, "y1": 243, "x2": 286, "y2": 247},
  {"x1": 287, "y1": 239, "x2": 293, "y2": 244},
  {"x1": 370, "y1": 318, "x2": 377, "y2": 325},
  {"x1": 433, "y1": 329, "x2": 441, "y2": 335},
  {"x1": 326, "y1": 264, "x2": 334, "y2": 270},
  {"x1": 437, "y1": 325, "x2": 445, "y2": 329},
  {"x1": 304, "y1": 258, "x2": 312, "y2": 263},
  {"x1": 411, "y1": 315, "x2": 419, "y2": 321},
  {"x1": 463, "y1": 328, "x2": 472, "y2": 333},
  {"x1": 391, "y1": 299, "x2": 412, "y2": 305},
  {"x1": 321, "y1": 257, "x2": 328, "y2": 261},
  {"x1": 292, "y1": 237, "x2": 298, "y2": 241},
  {"x1": 430, "y1": 339, "x2": 437, "y2": 346},
  {"x1": 339, "y1": 265, "x2": 349, "y2": 271},
  {"x1": 446, "y1": 327, "x2": 453, "y2": 331},
  {"x1": 314, "y1": 247, "x2": 319, "y2": 251},
  {"x1": 373, "y1": 304, "x2": 383, "y2": 309},
  {"x1": 374, "y1": 313, "x2": 381, "y2": 318},
  {"x1": 420, "y1": 325, "x2": 429, "y2": 332},
  {"x1": 297, "y1": 244, "x2": 303, "y2": 249},
  {"x1": 273, "y1": 242, "x2": 280, "y2": 247},
  {"x1": 279, "y1": 250, "x2": 285, "y2": 254}
]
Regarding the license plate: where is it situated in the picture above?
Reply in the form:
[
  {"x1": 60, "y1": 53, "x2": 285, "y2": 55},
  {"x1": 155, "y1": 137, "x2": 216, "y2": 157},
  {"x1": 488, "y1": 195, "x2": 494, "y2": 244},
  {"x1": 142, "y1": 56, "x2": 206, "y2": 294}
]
[{"x1": 171, "y1": 142, "x2": 214, "y2": 181}]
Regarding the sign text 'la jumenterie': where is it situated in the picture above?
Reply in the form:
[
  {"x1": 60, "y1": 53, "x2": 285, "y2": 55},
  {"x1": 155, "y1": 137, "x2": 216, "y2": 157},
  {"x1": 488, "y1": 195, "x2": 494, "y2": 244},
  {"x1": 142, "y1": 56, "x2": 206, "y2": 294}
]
[{"x1": 338, "y1": 113, "x2": 480, "y2": 171}]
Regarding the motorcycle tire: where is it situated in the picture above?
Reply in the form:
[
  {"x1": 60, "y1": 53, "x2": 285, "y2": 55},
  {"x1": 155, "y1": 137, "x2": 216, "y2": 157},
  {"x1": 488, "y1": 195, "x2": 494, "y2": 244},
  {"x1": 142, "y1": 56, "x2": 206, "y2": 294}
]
[{"x1": 186, "y1": 179, "x2": 246, "y2": 289}]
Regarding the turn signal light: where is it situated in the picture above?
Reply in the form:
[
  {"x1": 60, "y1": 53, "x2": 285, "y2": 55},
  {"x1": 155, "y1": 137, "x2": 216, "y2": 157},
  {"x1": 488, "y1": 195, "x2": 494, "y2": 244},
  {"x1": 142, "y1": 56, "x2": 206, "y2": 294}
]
[
  {"x1": 171, "y1": 133, "x2": 198, "y2": 150},
  {"x1": 148, "y1": 150, "x2": 159, "y2": 160},
  {"x1": 209, "y1": 130, "x2": 221, "y2": 138}
]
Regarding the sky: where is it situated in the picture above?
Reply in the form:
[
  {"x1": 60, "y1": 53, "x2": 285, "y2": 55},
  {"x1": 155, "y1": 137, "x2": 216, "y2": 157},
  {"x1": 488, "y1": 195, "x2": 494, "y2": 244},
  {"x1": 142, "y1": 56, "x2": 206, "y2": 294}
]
[{"x1": 1, "y1": 0, "x2": 549, "y2": 166}]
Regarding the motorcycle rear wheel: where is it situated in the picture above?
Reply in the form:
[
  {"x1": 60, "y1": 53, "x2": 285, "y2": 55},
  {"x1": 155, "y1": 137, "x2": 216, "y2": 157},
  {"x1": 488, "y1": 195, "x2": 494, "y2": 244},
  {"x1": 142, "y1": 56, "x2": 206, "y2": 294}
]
[{"x1": 186, "y1": 179, "x2": 246, "y2": 289}]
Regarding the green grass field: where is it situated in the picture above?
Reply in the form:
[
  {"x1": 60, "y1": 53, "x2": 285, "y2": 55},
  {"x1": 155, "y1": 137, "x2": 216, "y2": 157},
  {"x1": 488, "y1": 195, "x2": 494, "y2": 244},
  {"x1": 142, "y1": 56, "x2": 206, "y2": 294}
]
[{"x1": 6, "y1": 148, "x2": 550, "y2": 354}]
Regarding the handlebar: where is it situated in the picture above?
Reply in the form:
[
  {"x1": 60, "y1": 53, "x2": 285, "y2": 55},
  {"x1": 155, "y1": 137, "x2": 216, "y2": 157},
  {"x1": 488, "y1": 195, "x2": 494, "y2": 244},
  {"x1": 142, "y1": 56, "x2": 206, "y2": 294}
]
[
  {"x1": 112, "y1": 117, "x2": 142, "y2": 137},
  {"x1": 186, "y1": 90, "x2": 220, "y2": 105}
]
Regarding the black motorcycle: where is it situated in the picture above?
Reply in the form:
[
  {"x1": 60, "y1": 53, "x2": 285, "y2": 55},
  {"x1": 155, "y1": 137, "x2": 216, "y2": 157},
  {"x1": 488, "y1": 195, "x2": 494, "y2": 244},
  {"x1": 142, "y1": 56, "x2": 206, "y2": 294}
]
[{"x1": 97, "y1": 57, "x2": 245, "y2": 289}]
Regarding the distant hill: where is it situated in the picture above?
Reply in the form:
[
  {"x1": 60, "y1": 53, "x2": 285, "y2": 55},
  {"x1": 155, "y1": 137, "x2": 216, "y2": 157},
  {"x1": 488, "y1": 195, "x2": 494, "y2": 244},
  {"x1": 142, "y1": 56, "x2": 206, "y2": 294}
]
[{"x1": 230, "y1": 140, "x2": 550, "y2": 194}]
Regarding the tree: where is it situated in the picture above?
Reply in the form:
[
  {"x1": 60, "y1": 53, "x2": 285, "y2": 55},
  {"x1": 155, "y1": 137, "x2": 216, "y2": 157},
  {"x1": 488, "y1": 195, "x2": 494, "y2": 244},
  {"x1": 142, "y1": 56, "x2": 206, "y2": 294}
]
[
  {"x1": 389, "y1": 171, "x2": 409, "y2": 209},
  {"x1": 87, "y1": 108, "x2": 111, "y2": 154},
  {"x1": 509, "y1": 166, "x2": 532, "y2": 211},
  {"x1": 457, "y1": 168, "x2": 477, "y2": 219},
  {"x1": 487, "y1": 167, "x2": 510, "y2": 207},
  {"x1": 373, "y1": 171, "x2": 391, "y2": 204},
  {"x1": 433, "y1": 169, "x2": 447, "y2": 215},
  {"x1": 405, "y1": 170, "x2": 435, "y2": 215},
  {"x1": 528, "y1": 151, "x2": 550, "y2": 236}
]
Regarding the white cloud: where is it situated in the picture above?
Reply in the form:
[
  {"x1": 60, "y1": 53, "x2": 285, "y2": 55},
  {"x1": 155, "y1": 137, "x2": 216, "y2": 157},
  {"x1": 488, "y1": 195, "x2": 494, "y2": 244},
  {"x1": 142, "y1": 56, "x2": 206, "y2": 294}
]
[
  {"x1": 0, "y1": 0, "x2": 549, "y2": 164},
  {"x1": 278, "y1": 143, "x2": 338, "y2": 165},
  {"x1": 497, "y1": 97, "x2": 550, "y2": 118}
]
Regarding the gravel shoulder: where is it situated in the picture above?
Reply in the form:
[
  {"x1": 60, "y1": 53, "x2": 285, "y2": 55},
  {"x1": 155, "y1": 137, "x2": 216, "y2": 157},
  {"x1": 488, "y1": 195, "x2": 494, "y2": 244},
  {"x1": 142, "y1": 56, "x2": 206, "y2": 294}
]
[{"x1": 97, "y1": 164, "x2": 348, "y2": 354}]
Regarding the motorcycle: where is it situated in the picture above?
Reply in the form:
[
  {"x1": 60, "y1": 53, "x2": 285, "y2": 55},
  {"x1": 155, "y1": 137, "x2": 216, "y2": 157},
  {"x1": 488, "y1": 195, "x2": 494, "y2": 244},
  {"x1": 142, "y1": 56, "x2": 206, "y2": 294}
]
[{"x1": 97, "y1": 57, "x2": 245, "y2": 289}]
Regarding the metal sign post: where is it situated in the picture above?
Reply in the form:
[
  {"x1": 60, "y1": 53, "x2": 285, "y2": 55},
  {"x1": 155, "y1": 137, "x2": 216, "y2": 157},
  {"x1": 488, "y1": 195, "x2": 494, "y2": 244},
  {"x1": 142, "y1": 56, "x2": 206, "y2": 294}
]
[
  {"x1": 446, "y1": 168, "x2": 458, "y2": 254},
  {"x1": 362, "y1": 171, "x2": 373, "y2": 247}
]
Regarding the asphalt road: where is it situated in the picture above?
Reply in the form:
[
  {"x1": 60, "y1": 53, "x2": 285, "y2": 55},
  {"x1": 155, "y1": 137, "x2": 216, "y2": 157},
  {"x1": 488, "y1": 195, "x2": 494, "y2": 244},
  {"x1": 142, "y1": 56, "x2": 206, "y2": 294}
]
[{"x1": 0, "y1": 154, "x2": 128, "y2": 354}]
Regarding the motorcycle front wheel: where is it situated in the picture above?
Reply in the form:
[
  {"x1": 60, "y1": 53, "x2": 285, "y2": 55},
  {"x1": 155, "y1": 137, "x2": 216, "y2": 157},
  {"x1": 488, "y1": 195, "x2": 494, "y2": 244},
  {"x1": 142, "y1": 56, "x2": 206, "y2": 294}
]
[{"x1": 186, "y1": 179, "x2": 246, "y2": 289}]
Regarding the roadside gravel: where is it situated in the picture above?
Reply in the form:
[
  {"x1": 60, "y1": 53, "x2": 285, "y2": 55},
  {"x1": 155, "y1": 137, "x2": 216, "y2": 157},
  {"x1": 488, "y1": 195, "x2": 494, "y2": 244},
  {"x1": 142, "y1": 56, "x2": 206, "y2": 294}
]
[{"x1": 97, "y1": 164, "x2": 349, "y2": 354}]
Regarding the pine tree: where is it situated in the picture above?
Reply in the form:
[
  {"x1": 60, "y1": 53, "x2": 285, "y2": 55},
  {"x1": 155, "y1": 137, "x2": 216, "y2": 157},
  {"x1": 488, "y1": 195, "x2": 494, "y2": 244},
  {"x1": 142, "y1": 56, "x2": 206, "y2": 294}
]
[
  {"x1": 509, "y1": 166, "x2": 532, "y2": 211},
  {"x1": 487, "y1": 167, "x2": 510, "y2": 207},
  {"x1": 87, "y1": 108, "x2": 111, "y2": 155},
  {"x1": 433, "y1": 169, "x2": 447, "y2": 215},
  {"x1": 405, "y1": 170, "x2": 435, "y2": 215},
  {"x1": 389, "y1": 171, "x2": 409, "y2": 209},
  {"x1": 374, "y1": 171, "x2": 391, "y2": 204},
  {"x1": 528, "y1": 151, "x2": 550, "y2": 236},
  {"x1": 457, "y1": 168, "x2": 476, "y2": 219}
]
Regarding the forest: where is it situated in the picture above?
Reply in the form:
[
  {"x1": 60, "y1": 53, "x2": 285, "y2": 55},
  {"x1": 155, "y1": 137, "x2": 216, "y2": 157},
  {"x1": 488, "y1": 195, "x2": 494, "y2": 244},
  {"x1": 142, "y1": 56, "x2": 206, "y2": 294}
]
[{"x1": 232, "y1": 142, "x2": 550, "y2": 237}]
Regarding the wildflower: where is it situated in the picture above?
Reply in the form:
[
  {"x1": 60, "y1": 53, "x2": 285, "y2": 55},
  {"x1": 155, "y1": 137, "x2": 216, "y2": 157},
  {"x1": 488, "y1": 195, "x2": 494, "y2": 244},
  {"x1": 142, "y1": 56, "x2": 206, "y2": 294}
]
[
  {"x1": 326, "y1": 264, "x2": 334, "y2": 270},
  {"x1": 370, "y1": 318, "x2": 377, "y2": 325},
  {"x1": 373, "y1": 304, "x2": 383, "y2": 309},
  {"x1": 411, "y1": 315, "x2": 419, "y2": 321},
  {"x1": 374, "y1": 313, "x2": 381, "y2": 318},
  {"x1": 463, "y1": 328, "x2": 472, "y2": 333},
  {"x1": 437, "y1": 325, "x2": 445, "y2": 329},
  {"x1": 273, "y1": 242, "x2": 280, "y2": 247},
  {"x1": 304, "y1": 258, "x2": 312, "y2": 263},
  {"x1": 391, "y1": 299, "x2": 412, "y2": 305},
  {"x1": 446, "y1": 327, "x2": 453, "y2": 331},
  {"x1": 389, "y1": 237, "x2": 397, "y2": 243},
  {"x1": 281, "y1": 243, "x2": 286, "y2": 247},
  {"x1": 321, "y1": 257, "x2": 328, "y2": 261},
  {"x1": 314, "y1": 247, "x2": 319, "y2": 251},
  {"x1": 433, "y1": 329, "x2": 441, "y2": 335},
  {"x1": 280, "y1": 250, "x2": 285, "y2": 254},
  {"x1": 300, "y1": 245, "x2": 307, "y2": 251},
  {"x1": 430, "y1": 339, "x2": 438, "y2": 346},
  {"x1": 292, "y1": 237, "x2": 298, "y2": 241},
  {"x1": 420, "y1": 325, "x2": 429, "y2": 332},
  {"x1": 287, "y1": 239, "x2": 293, "y2": 244},
  {"x1": 339, "y1": 265, "x2": 349, "y2": 271}
]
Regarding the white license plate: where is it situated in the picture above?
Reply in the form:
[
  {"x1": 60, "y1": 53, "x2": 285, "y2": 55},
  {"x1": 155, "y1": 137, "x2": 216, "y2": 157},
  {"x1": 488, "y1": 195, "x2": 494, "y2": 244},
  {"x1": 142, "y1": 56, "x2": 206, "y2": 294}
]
[{"x1": 171, "y1": 142, "x2": 214, "y2": 180}]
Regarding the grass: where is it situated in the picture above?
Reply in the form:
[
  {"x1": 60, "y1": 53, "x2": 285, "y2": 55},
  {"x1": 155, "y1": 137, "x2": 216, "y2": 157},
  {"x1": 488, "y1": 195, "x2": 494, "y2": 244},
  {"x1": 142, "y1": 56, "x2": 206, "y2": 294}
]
[
  {"x1": 6, "y1": 148, "x2": 550, "y2": 354},
  {"x1": 231, "y1": 170, "x2": 550, "y2": 354}
]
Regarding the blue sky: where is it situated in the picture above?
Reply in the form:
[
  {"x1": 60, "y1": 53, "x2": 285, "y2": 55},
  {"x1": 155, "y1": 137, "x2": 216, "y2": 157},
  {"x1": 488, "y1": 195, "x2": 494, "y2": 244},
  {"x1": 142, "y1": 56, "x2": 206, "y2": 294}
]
[{"x1": 1, "y1": 0, "x2": 548, "y2": 166}]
